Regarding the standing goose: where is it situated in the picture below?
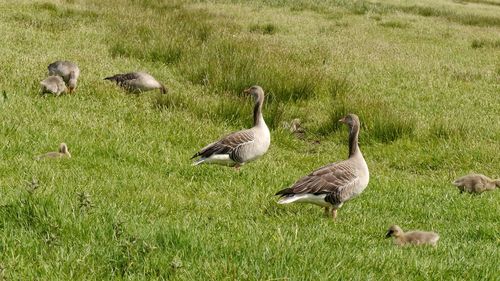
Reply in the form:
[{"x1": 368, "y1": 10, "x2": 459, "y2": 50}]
[
  {"x1": 452, "y1": 174, "x2": 500, "y2": 193},
  {"x1": 191, "y1": 86, "x2": 271, "y2": 169},
  {"x1": 40, "y1": 76, "x2": 67, "y2": 96},
  {"x1": 48, "y1": 61, "x2": 80, "y2": 94},
  {"x1": 104, "y1": 72, "x2": 167, "y2": 94},
  {"x1": 275, "y1": 114, "x2": 369, "y2": 220},
  {"x1": 36, "y1": 143, "x2": 71, "y2": 159}
]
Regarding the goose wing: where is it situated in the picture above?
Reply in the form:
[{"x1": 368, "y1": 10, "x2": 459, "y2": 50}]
[
  {"x1": 276, "y1": 160, "x2": 360, "y2": 204},
  {"x1": 104, "y1": 72, "x2": 140, "y2": 85},
  {"x1": 192, "y1": 129, "x2": 255, "y2": 162}
]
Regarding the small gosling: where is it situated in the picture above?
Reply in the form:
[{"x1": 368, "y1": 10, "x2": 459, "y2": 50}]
[
  {"x1": 385, "y1": 225, "x2": 439, "y2": 246},
  {"x1": 452, "y1": 174, "x2": 500, "y2": 194},
  {"x1": 40, "y1": 76, "x2": 67, "y2": 96},
  {"x1": 37, "y1": 143, "x2": 71, "y2": 159}
]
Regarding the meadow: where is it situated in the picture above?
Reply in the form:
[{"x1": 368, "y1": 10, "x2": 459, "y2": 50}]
[{"x1": 0, "y1": 0, "x2": 499, "y2": 279}]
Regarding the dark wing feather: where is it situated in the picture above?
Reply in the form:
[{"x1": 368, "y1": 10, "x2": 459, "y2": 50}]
[
  {"x1": 104, "y1": 73, "x2": 140, "y2": 85},
  {"x1": 192, "y1": 129, "x2": 255, "y2": 162},
  {"x1": 277, "y1": 161, "x2": 359, "y2": 204}
]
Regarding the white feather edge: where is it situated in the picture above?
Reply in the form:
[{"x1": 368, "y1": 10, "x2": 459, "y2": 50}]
[
  {"x1": 277, "y1": 194, "x2": 331, "y2": 208},
  {"x1": 192, "y1": 154, "x2": 236, "y2": 166}
]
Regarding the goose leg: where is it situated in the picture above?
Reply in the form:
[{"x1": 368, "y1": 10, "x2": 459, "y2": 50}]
[
  {"x1": 331, "y1": 208, "x2": 338, "y2": 221},
  {"x1": 324, "y1": 207, "x2": 330, "y2": 217},
  {"x1": 234, "y1": 164, "x2": 241, "y2": 171}
]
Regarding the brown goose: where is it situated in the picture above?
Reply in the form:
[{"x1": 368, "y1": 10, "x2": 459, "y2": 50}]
[
  {"x1": 48, "y1": 61, "x2": 80, "y2": 94},
  {"x1": 40, "y1": 76, "x2": 67, "y2": 96},
  {"x1": 37, "y1": 143, "x2": 71, "y2": 159},
  {"x1": 104, "y1": 72, "x2": 167, "y2": 94},
  {"x1": 275, "y1": 114, "x2": 369, "y2": 220},
  {"x1": 452, "y1": 174, "x2": 499, "y2": 193},
  {"x1": 191, "y1": 86, "x2": 271, "y2": 169},
  {"x1": 385, "y1": 225, "x2": 439, "y2": 246}
]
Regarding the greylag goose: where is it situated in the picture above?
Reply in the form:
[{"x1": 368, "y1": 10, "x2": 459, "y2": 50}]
[
  {"x1": 104, "y1": 72, "x2": 167, "y2": 94},
  {"x1": 37, "y1": 143, "x2": 71, "y2": 159},
  {"x1": 275, "y1": 114, "x2": 369, "y2": 220},
  {"x1": 385, "y1": 225, "x2": 439, "y2": 246},
  {"x1": 48, "y1": 61, "x2": 80, "y2": 94},
  {"x1": 191, "y1": 86, "x2": 271, "y2": 169},
  {"x1": 452, "y1": 174, "x2": 499, "y2": 193},
  {"x1": 40, "y1": 76, "x2": 67, "y2": 96}
]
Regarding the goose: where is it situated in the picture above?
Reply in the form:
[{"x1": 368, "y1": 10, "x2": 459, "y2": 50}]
[
  {"x1": 40, "y1": 76, "x2": 67, "y2": 96},
  {"x1": 385, "y1": 225, "x2": 439, "y2": 246},
  {"x1": 275, "y1": 114, "x2": 369, "y2": 220},
  {"x1": 452, "y1": 174, "x2": 499, "y2": 193},
  {"x1": 104, "y1": 72, "x2": 167, "y2": 94},
  {"x1": 37, "y1": 143, "x2": 71, "y2": 159},
  {"x1": 48, "y1": 61, "x2": 80, "y2": 93},
  {"x1": 191, "y1": 85, "x2": 271, "y2": 169}
]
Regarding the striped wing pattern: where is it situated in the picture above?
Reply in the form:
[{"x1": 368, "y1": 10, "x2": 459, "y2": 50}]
[
  {"x1": 192, "y1": 129, "x2": 255, "y2": 163},
  {"x1": 105, "y1": 73, "x2": 140, "y2": 86},
  {"x1": 285, "y1": 161, "x2": 360, "y2": 205}
]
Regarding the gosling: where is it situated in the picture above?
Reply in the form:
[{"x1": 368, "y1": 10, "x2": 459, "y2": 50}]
[
  {"x1": 452, "y1": 174, "x2": 500, "y2": 194},
  {"x1": 48, "y1": 61, "x2": 80, "y2": 94},
  {"x1": 40, "y1": 76, "x2": 67, "y2": 96},
  {"x1": 37, "y1": 143, "x2": 71, "y2": 159},
  {"x1": 385, "y1": 225, "x2": 439, "y2": 246}
]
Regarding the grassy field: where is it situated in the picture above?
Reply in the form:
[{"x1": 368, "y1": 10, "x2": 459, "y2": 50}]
[{"x1": 0, "y1": 0, "x2": 499, "y2": 279}]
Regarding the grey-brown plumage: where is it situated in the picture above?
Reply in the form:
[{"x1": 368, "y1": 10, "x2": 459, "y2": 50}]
[
  {"x1": 191, "y1": 86, "x2": 270, "y2": 169},
  {"x1": 36, "y1": 143, "x2": 71, "y2": 159},
  {"x1": 275, "y1": 114, "x2": 369, "y2": 220},
  {"x1": 48, "y1": 61, "x2": 80, "y2": 93},
  {"x1": 40, "y1": 76, "x2": 67, "y2": 96},
  {"x1": 452, "y1": 174, "x2": 499, "y2": 193},
  {"x1": 385, "y1": 225, "x2": 439, "y2": 246},
  {"x1": 104, "y1": 72, "x2": 167, "y2": 94}
]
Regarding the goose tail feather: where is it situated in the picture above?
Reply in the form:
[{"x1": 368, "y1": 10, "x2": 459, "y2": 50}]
[
  {"x1": 192, "y1": 158, "x2": 205, "y2": 166},
  {"x1": 277, "y1": 195, "x2": 300, "y2": 204}
]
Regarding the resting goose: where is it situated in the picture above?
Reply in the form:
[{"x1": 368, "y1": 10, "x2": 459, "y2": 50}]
[
  {"x1": 452, "y1": 174, "x2": 499, "y2": 193},
  {"x1": 40, "y1": 76, "x2": 67, "y2": 96},
  {"x1": 104, "y1": 72, "x2": 167, "y2": 94},
  {"x1": 37, "y1": 143, "x2": 71, "y2": 159},
  {"x1": 275, "y1": 114, "x2": 369, "y2": 220},
  {"x1": 48, "y1": 61, "x2": 80, "y2": 93},
  {"x1": 191, "y1": 85, "x2": 271, "y2": 169},
  {"x1": 385, "y1": 225, "x2": 439, "y2": 246}
]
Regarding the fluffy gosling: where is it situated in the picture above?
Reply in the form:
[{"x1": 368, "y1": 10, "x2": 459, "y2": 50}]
[
  {"x1": 37, "y1": 143, "x2": 71, "y2": 159},
  {"x1": 385, "y1": 225, "x2": 439, "y2": 246},
  {"x1": 48, "y1": 61, "x2": 80, "y2": 94},
  {"x1": 40, "y1": 76, "x2": 67, "y2": 96},
  {"x1": 452, "y1": 174, "x2": 500, "y2": 194}
]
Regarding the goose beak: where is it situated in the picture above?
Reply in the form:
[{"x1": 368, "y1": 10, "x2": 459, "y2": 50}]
[
  {"x1": 385, "y1": 231, "x2": 392, "y2": 238},
  {"x1": 243, "y1": 88, "x2": 251, "y2": 94},
  {"x1": 339, "y1": 117, "x2": 346, "y2": 123}
]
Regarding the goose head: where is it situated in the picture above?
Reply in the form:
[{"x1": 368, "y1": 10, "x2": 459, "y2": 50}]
[
  {"x1": 68, "y1": 71, "x2": 77, "y2": 93},
  {"x1": 385, "y1": 225, "x2": 403, "y2": 238},
  {"x1": 243, "y1": 85, "x2": 265, "y2": 103},
  {"x1": 59, "y1": 143, "x2": 71, "y2": 157},
  {"x1": 339, "y1": 113, "x2": 360, "y2": 128}
]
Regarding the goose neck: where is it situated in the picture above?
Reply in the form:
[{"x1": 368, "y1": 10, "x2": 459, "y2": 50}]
[
  {"x1": 253, "y1": 96, "x2": 265, "y2": 127},
  {"x1": 348, "y1": 122, "x2": 360, "y2": 158}
]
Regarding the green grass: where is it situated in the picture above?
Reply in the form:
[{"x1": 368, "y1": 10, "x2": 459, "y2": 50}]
[{"x1": 0, "y1": 0, "x2": 499, "y2": 280}]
